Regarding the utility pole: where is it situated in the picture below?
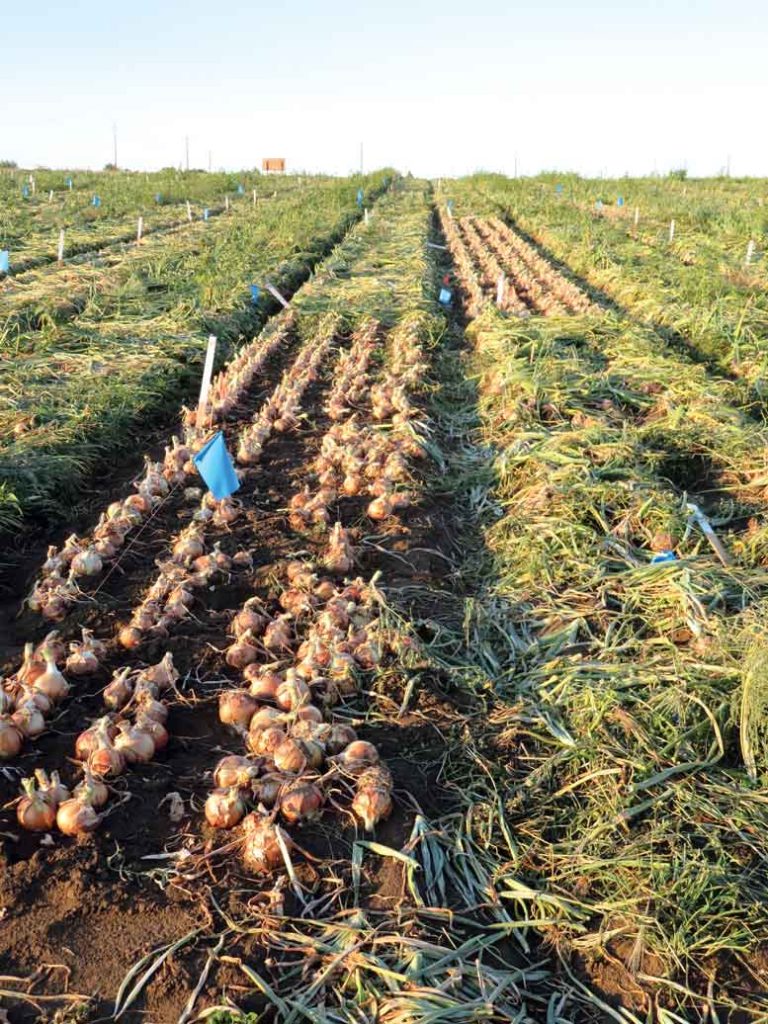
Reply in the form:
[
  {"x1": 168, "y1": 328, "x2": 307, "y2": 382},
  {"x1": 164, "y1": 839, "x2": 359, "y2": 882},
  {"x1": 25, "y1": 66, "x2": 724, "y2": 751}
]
[
  {"x1": 112, "y1": 122, "x2": 118, "y2": 169},
  {"x1": 185, "y1": 136, "x2": 190, "y2": 172}
]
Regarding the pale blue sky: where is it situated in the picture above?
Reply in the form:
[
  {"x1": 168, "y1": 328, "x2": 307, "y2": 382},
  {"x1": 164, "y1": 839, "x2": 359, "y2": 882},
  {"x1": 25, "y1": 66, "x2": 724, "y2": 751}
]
[{"x1": 3, "y1": 0, "x2": 765, "y2": 176}]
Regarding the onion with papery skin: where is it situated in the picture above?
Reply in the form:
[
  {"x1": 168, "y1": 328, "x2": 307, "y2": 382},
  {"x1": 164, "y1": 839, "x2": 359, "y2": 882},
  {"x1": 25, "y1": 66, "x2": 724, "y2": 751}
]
[
  {"x1": 139, "y1": 652, "x2": 178, "y2": 691},
  {"x1": 74, "y1": 768, "x2": 108, "y2": 809},
  {"x1": 214, "y1": 754, "x2": 259, "y2": 789},
  {"x1": 17, "y1": 778, "x2": 57, "y2": 831},
  {"x1": 33, "y1": 646, "x2": 69, "y2": 703},
  {"x1": 219, "y1": 689, "x2": 259, "y2": 730},
  {"x1": 34, "y1": 769, "x2": 70, "y2": 807},
  {"x1": 249, "y1": 706, "x2": 284, "y2": 731},
  {"x1": 335, "y1": 740, "x2": 380, "y2": 774},
  {"x1": 324, "y1": 523, "x2": 355, "y2": 575},
  {"x1": 247, "y1": 669, "x2": 283, "y2": 702},
  {"x1": 205, "y1": 786, "x2": 247, "y2": 829},
  {"x1": 352, "y1": 765, "x2": 393, "y2": 830},
  {"x1": 57, "y1": 794, "x2": 99, "y2": 835},
  {"x1": 263, "y1": 615, "x2": 293, "y2": 652},
  {"x1": 66, "y1": 628, "x2": 102, "y2": 675},
  {"x1": 12, "y1": 700, "x2": 46, "y2": 738},
  {"x1": 279, "y1": 780, "x2": 325, "y2": 824},
  {"x1": 326, "y1": 723, "x2": 358, "y2": 754},
  {"x1": 225, "y1": 630, "x2": 260, "y2": 669},
  {"x1": 0, "y1": 716, "x2": 23, "y2": 759},
  {"x1": 119, "y1": 625, "x2": 144, "y2": 650},
  {"x1": 70, "y1": 547, "x2": 103, "y2": 577},
  {"x1": 136, "y1": 712, "x2": 169, "y2": 752},
  {"x1": 87, "y1": 720, "x2": 126, "y2": 776},
  {"x1": 75, "y1": 716, "x2": 116, "y2": 761},
  {"x1": 114, "y1": 721, "x2": 156, "y2": 764},
  {"x1": 252, "y1": 772, "x2": 285, "y2": 807},
  {"x1": 295, "y1": 704, "x2": 324, "y2": 724},
  {"x1": 232, "y1": 598, "x2": 267, "y2": 638},
  {"x1": 134, "y1": 687, "x2": 168, "y2": 724},
  {"x1": 104, "y1": 667, "x2": 134, "y2": 710},
  {"x1": 273, "y1": 737, "x2": 307, "y2": 774},
  {"x1": 300, "y1": 739, "x2": 325, "y2": 770},
  {"x1": 275, "y1": 674, "x2": 311, "y2": 712},
  {"x1": 249, "y1": 725, "x2": 287, "y2": 757},
  {"x1": 19, "y1": 642, "x2": 44, "y2": 685},
  {"x1": 241, "y1": 813, "x2": 286, "y2": 873}
]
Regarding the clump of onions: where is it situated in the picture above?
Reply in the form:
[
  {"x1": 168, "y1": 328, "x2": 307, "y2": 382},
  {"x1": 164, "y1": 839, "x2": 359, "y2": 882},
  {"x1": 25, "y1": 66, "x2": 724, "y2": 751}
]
[
  {"x1": 205, "y1": 786, "x2": 247, "y2": 829},
  {"x1": 279, "y1": 780, "x2": 325, "y2": 825},
  {"x1": 273, "y1": 737, "x2": 307, "y2": 775},
  {"x1": 335, "y1": 740, "x2": 380, "y2": 774},
  {"x1": 57, "y1": 792, "x2": 100, "y2": 836},
  {"x1": 252, "y1": 772, "x2": 285, "y2": 807},
  {"x1": 114, "y1": 721, "x2": 156, "y2": 764},
  {"x1": 0, "y1": 716, "x2": 23, "y2": 759},
  {"x1": 225, "y1": 630, "x2": 260, "y2": 669},
  {"x1": 352, "y1": 765, "x2": 393, "y2": 831},
  {"x1": 70, "y1": 546, "x2": 103, "y2": 578},
  {"x1": 75, "y1": 715, "x2": 115, "y2": 760},
  {"x1": 74, "y1": 767, "x2": 109, "y2": 809},
  {"x1": 219, "y1": 689, "x2": 259, "y2": 730},
  {"x1": 241, "y1": 813, "x2": 287, "y2": 874},
  {"x1": 33, "y1": 645, "x2": 70, "y2": 703},
  {"x1": 17, "y1": 777, "x2": 57, "y2": 831},
  {"x1": 104, "y1": 666, "x2": 134, "y2": 710},
  {"x1": 214, "y1": 754, "x2": 259, "y2": 789}
]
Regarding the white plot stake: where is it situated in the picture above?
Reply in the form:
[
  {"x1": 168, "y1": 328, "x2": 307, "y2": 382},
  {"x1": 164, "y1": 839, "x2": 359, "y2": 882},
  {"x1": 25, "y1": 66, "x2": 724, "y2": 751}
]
[
  {"x1": 265, "y1": 283, "x2": 290, "y2": 309},
  {"x1": 137, "y1": 216, "x2": 144, "y2": 242},
  {"x1": 364, "y1": 207, "x2": 369, "y2": 225},
  {"x1": 57, "y1": 229, "x2": 65, "y2": 262},
  {"x1": 30, "y1": 175, "x2": 36, "y2": 195},
  {"x1": 669, "y1": 219, "x2": 675, "y2": 242},
  {"x1": 634, "y1": 207, "x2": 640, "y2": 227},
  {"x1": 225, "y1": 195, "x2": 230, "y2": 211},
  {"x1": 197, "y1": 335, "x2": 218, "y2": 423},
  {"x1": 48, "y1": 190, "x2": 54, "y2": 203},
  {"x1": 687, "y1": 502, "x2": 732, "y2": 567},
  {"x1": 746, "y1": 239, "x2": 755, "y2": 266},
  {"x1": 186, "y1": 200, "x2": 192, "y2": 221},
  {"x1": 496, "y1": 273, "x2": 506, "y2": 307},
  {"x1": 253, "y1": 189, "x2": 257, "y2": 205},
  {"x1": 446, "y1": 203, "x2": 453, "y2": 219}
]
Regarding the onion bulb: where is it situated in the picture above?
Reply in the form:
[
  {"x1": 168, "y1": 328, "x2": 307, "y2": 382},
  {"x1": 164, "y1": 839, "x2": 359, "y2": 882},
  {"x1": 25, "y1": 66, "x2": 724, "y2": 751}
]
[
  {"x1": 219, "y1": 689, "x2": 259, "y2": 730},
  {"x1": 70, "y1": 546, "x2": 103, "y2": 578},
  {"x1": 33, "y1": 646, "x2": 70, "y2": 703},
  {"x1": 263, "y1": 615, "x2": 293, "y2": 651},
  {"x1": 279, "y1": 780, "x2": 325, "y2": 825},
  {"x1": 232, "y1": 598, "x2": 267, "y2": 638},
  {"x1": 248, "y1": 725, "x2": 287, "y2": 757},
  {"x1": 252, "y1": 772, "x2": 285, "y2": 807},
  {"x1": 324, "y1": 523, "x2": 355, "y2": 575},
  {"x1": 140, "y1": 652, "x2": 179, "y2": 690},
  {"x1": 0, "y1": 716, "x2": 23, "y2": 759},
  {"x1": 17, "y1": 777, "x2": 57, "y2": 831},
  {"x1": 241, "y1": 812, "x2": 287, "y2": 874},
  {"x1": 275, "y1": 673, "x2": 311, "y2": 712},
  {"x1": 326, "y1": 723, "x2": 358, "y2": 754},
  {"x1": 352, "y1": 765, "x2": 394, "y2": 831},
  {"x1": 214, "y1": 754, "x2": 258, "y2": 789},
  {"x1": 136, "y1": 712, "x2": 169, "y2": 752},
  {"x1": 114, "y1": 721, "x2": 156, "y2": 764},
  {"x1": 272, "y1": 737, "x2": 307, "y2": 774},
  {"x1": 335, "y1": 740, "x2": 380, "y2": 774},
  {"x1": 246, "y1": 668, "x2": 283, "y2": 702},
  {"x1": 66, "y1": 628, "x2": 103, "y2": 675},
  {"x1": 104, "y1": 666, "x2": 134, "y2": 710},
  {"x1": 225, "y1": 630, "x2": 260, "y2": 669},
  {"x1": 87, "y1": 720, "x2": 126, "y2": 776},
  {"x1": 11, "y1": 700, "x2": 46, "y2": 738},
  {"x1": 205, "y1": 786, "x2": 246, "y2": 829},
  {"x1": 74, "y1": 768, "x2": 109, "y2": 809},
  {"x1": 57, "y1": 794, "x2": 100, "y2": 836}
]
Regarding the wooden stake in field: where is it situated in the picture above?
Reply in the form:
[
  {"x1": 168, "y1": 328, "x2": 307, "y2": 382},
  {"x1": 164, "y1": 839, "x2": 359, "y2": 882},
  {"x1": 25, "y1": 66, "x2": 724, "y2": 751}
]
[
  {"x1": 669, "y1": 219, "x2": 675, "y2": 242},
  {"x1": 57, "y1": 228, "x2": 65, "y2": 262},
  {"x1": 48, "y1": 189, "x2": 54, "y2": 203},
  {"x1": 746, "y1": 239, "x2": 755, "y2": 266},
  {"x1": 30, "y1": 175, "x2": 36, "y2": 195},
  {"x1": 197, "y1": 335, "x2": 218, "y2": 423},
  {"x1": 253, "y1": 189, "x2": 257, "y2": 205},
  {"x1": 496, "y1": 273, "x2": 506, "y2": 307},
  {"x1": 225, "y1": 195, "x2": 230, "y2": 211},
  {"x1": 186, "y1": 200, "x2": 192, "y2": 221},
  {"x1": 364, "y1": 207, "x2": 369, "y2": 225},
  {"x1": 137, "y1": 216, "x2": 143, "y2": 243},
  {"x1": 634, "y1": 207, "x2": 640, "y2": 227}
]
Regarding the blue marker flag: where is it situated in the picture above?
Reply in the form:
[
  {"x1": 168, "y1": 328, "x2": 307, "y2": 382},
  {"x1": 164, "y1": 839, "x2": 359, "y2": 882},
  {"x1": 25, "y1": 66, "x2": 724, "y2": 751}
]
[
  {"x1": 193, "y1": 432, "x2": 240, "y2": 500},
  {"x1": 651, "y1": 550, "x2": 676, "y2": 564},
  {"x1": 617, "y1": 196, "x2": 624, "y2": 207},
  {"x1": 22, "y1": 185, "x2": 29, "y2": 198},
  {"x1": 555, "y1": 183, "x2": 563, "y2": 194},
  {"x1": 0, "y1": 251, "x2": 9, "y2": 274},
  {"x1": 203, "y1": 208, "x2": 209, "y2": 221},
  {"x1": 438, "y1": 287, "x2": 452, "y2": 305},
  {"x1": 250, "y1": 284, "x2": 261, "y2": 304},
  {"x1": 356, "y1": 188, "x2": 364, "y2": 206},
  {"x1": 92, "y1": 194, "x2": 101, "y2": 207},
  {"x1": 237, "y1": 184, "x2": 244, "y2": 195},
  {"x1": 66, "y1": 177, "x2": 73, "y2": 188},
  {"x1": 155, "y1": 193, "x2": 162, "y2": 203}
]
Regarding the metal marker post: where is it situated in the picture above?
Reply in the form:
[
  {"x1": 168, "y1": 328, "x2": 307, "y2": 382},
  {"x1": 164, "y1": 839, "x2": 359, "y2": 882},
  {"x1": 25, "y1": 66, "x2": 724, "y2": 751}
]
[
  {"x1": 197, "y1": 335, "x2": 218, "y2": 424},
  {"x1": 57, "y1": 229, "x2": 65, "y2": 262}
]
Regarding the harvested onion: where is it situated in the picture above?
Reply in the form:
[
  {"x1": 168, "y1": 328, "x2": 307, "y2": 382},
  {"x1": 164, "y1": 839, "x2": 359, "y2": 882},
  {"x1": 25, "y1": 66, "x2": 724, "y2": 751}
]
[
  {"x1": 17, "y1": 777, "x2": 57, "y2": 831},
  {"x1": 205, "y1": 786, "x2": 246, "y2": 829}
]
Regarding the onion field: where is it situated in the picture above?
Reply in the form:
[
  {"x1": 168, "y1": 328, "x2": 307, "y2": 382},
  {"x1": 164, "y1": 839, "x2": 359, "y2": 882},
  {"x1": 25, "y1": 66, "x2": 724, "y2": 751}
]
[{"x1": 1, "y1": 168, "x2": 768, "y2": 1023}]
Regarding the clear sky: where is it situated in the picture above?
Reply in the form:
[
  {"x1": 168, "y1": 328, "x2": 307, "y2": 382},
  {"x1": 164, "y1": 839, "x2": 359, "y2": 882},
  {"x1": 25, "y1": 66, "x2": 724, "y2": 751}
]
[{"x1": 3, "y1": 0, "x2": 765, "y2": 177}]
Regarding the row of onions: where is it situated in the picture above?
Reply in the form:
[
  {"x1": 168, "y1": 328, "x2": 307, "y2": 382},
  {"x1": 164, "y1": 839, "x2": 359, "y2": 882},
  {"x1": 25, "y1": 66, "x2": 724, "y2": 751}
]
[
  {"x1": 209, "y1": 563, "x2": 394, "y2": 873},
  {"x1": 236, "y1": 313, "x2": 341, "y2": 465},
  {"x1": 438, "y1": 207, "x2": 487, "y2": 317},
  {"x1": 12, "y1": 652, "x2": 179, "y2": 833},
  {"x1": 290, "y1": 317, "x2": 427, "y2": 528},
  {"x1": 26, "y1": 310, "x2": 298, "y2": 624},
  {"x1": 118, "y1": 314, "x2": 344, "y2": 650}
]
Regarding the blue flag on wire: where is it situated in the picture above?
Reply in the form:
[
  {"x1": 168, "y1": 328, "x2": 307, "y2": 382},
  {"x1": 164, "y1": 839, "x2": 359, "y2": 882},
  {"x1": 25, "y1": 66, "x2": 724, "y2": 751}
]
[
  {"x1": 0, "y1": 251, "x2": 9, "y2": 274},
  {"x1": 193, "y1": 432, "x2": 240, "y2": 500}
]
